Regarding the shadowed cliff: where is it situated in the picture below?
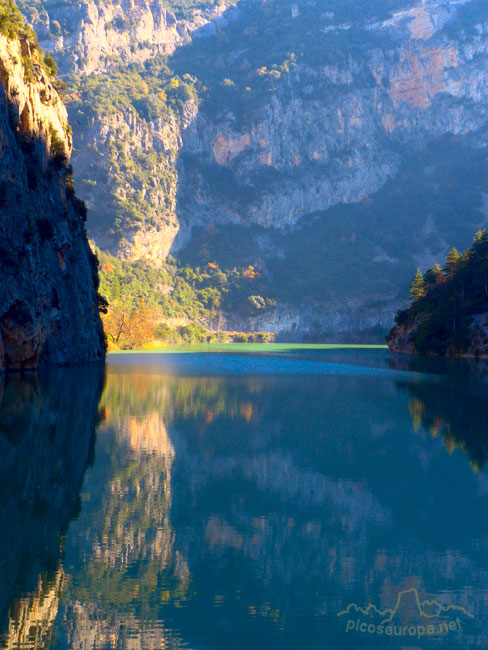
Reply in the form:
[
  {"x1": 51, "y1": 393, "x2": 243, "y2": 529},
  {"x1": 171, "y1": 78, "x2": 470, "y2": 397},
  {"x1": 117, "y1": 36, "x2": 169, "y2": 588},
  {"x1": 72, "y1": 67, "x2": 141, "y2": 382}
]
[{"x1": 0, "y1": 3, "x2": 105, "y2": 371}]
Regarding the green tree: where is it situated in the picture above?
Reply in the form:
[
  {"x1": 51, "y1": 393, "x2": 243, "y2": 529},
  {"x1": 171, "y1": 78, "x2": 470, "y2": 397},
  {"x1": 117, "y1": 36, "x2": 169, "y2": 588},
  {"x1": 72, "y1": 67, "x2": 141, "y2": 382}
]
[
  {"x1": 422, "y1": 263, "x2": 443, "y2": 290},
  {"x1": 443, "y1": 247, "x2": 461, "y2": 278},
  {"x1": 473, "y1": 229, "x2": 487, "y2": 244},
  {"x1": 409, "y1": 268, "x2": 426, "y2": 301},
  {"x1": 112, "y1": 275, "x2": 121, "y2": 301}
]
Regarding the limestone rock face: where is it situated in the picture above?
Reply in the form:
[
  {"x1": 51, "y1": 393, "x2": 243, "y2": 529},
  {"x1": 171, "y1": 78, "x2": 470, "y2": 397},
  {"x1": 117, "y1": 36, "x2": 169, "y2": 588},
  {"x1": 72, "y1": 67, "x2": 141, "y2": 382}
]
[
  {"x1": 38, "y1": 0, "x2": 488, "y2": 265},
  {"x1": 178, "y1": 8, "x2": 488, "y2": 235},
  {"x1": 23, "y1": 0, "x2": 231, "y2": 75},
  {"x1": 74, "y1": 98, "x2": 199, "y2": 263},
  {"x1": 0, "y1": 33, "x2": 105, "y2": 371}
]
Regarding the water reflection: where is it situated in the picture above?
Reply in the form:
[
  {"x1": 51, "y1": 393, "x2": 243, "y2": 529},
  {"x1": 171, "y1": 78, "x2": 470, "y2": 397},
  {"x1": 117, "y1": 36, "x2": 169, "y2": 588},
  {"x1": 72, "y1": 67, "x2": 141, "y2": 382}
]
[
  {"x1": 402, "y1": 380, "x2": 488, "y2": 473},
  {"x1": 53, "y1": 365, "x2": 488, "y2": 647},
  {"x1": 3, "y1": 354, "x2": 488, "y2": 649},
  {"x1": 0, "y1": 366, "x2": 104, "y2": 650}
]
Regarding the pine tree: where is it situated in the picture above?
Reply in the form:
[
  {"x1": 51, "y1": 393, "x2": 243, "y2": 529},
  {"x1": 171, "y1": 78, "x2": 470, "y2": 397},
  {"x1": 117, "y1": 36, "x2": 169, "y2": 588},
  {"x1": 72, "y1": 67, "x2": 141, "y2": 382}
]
[
  {"x1": 473, "y1": 229, "x2": 487, "y2": 244},
  {"x1": 443, "y1": 248, "x2": 461, "y2": 278},
  {"x1": 409, "y1": 268, "x2": 426, "y2": 301},
  {"x1": 472, "y1": 229, "x2": 488, "y2": 259}
]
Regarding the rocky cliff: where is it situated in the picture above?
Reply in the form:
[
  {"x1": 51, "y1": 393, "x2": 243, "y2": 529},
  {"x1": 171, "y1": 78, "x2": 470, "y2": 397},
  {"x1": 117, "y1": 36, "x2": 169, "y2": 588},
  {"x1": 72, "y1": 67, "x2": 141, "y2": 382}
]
[
  {"x1": 0, "y1": 14, "x2": 105, "y2": 370},
  {"x1": 16, "y1": 0, "x2": 488, "y2": 336},
  {"x1": 22, "y1": 0, "x2": 235, "y2": 75}
]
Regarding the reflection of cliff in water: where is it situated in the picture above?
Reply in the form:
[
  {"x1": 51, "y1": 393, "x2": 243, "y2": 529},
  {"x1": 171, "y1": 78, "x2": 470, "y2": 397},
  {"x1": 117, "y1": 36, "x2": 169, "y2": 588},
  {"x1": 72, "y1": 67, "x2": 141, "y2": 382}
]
[
  {"x1": 163, "y1": 375, "x2": 487, "y2": 646},
  {"x1": 48, "y1": 371, "x2": 488, "y2": 649},
  {"x1": 52, "y1": 374, "x2": 190, "y2": 650},
  {"x1": 0, "y1": 365, "x2": 105, "y2": 650}
]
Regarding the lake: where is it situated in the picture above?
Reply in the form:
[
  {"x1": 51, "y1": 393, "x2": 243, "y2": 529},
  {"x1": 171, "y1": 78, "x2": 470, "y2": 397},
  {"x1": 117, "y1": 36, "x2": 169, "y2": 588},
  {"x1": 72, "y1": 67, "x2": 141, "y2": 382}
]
[{"x1": 1, "y1": 346, "x2": 488, "y2": 649}]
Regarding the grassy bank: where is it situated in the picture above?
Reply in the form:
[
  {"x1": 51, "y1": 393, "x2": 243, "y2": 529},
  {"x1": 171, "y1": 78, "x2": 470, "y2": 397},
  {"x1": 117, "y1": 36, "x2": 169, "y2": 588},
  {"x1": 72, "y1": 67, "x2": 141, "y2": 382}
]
[{"x1": 108, "y1": 342, "x2": 388, "y2": 354}]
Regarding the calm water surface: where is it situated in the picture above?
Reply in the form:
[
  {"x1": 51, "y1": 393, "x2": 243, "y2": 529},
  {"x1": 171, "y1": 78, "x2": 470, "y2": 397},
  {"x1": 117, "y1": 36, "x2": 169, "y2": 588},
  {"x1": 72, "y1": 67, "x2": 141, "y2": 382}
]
[{"x1": 1, "y1": 348, "x2": 488, "y2": 649}]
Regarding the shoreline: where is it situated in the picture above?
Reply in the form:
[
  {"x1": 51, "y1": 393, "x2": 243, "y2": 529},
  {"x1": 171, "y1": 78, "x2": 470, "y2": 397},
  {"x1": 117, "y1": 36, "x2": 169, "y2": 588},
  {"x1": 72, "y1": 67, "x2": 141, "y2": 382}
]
[{"x1": 107, "y1": 343, "x2": 389, "y2": 354}]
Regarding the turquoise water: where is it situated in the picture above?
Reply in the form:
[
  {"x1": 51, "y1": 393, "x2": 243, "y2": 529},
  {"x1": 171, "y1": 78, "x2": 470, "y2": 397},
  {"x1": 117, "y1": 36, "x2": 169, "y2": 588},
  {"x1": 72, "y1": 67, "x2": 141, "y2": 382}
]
[{"x1": 1, "y1": 348, "x2": 488, "y2": 649}]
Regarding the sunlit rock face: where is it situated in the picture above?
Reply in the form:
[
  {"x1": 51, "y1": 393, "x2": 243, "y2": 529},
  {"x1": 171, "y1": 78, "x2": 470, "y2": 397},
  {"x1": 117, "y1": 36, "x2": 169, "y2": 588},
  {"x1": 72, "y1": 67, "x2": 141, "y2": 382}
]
[
  {"x1": 22, "y1": 0, "x2": 232, "y2": 75},
  {"x1": 0, "y1": 31, "x2": 105, "y2": 370},
  {"x1": 178, "y1": 1, "x2": 488, "y2": 234},
  {"x1": 16, "y1": 0, "x2": 488, "y2": 258}
]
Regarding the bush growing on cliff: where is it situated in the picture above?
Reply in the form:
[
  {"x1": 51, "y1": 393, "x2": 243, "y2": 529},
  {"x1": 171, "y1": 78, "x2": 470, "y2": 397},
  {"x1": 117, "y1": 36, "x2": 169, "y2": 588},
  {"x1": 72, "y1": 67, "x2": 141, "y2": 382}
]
[
  {"x1": 48, "y1": 125, "x2": 67, "y2": 164},
  {"x1": 43, "y1": 51, "x2": 57, "y2": 77},
  {"x1": 0, "y1": 0, "x2": 36, "y2": 41}
]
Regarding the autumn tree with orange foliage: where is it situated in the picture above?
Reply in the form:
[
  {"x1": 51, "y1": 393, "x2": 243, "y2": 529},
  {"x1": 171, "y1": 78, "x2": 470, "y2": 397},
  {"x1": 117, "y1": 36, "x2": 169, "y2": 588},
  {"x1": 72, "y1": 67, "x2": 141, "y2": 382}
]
[{"x1": 102, "y1": 300, "x2": 160, "y2": 350}]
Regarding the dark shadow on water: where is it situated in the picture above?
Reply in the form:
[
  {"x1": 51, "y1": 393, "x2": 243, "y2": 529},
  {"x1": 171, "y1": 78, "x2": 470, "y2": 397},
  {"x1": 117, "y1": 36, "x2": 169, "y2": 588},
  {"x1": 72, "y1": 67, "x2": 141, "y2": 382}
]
[
  {"x1": 388, "y1": 351, "x2": 488, "y2": 381},
  {"x1": 398, "y1": 378, "x2": 488, "y2": 473},
  {"x1": 0, "y1": 364, "x2": 105, "y2": 649}
]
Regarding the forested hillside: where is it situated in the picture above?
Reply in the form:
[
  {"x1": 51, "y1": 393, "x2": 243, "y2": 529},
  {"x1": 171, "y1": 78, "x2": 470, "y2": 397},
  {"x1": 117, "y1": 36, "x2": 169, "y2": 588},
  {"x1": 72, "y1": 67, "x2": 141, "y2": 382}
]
[{"x1": 388, "y1": 230, "x2": 488, "y2": 355}]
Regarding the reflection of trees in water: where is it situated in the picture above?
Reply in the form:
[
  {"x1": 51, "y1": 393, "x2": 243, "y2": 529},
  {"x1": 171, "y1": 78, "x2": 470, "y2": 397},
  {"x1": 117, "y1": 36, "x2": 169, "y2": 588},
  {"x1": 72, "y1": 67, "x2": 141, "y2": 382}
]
[
  {"x1": 0, "y1": 366, "x2": 104, "y2": 650},
  {"x1": 389, "y1": 353, "x2": 488, "y2": 471},
  {"x1": 100, "y1": 371, "x2": 262, "y2": 427},
  {"x1": 403, "y1": 381, "x2": 488, "y2": 472}
]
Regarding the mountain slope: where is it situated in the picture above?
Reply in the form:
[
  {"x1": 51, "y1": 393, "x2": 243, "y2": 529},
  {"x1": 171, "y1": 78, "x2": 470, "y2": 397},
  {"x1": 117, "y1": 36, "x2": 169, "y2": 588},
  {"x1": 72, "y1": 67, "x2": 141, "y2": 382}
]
[{"x1": 16, "y1": 0, "x2": 488, "y2": 337}]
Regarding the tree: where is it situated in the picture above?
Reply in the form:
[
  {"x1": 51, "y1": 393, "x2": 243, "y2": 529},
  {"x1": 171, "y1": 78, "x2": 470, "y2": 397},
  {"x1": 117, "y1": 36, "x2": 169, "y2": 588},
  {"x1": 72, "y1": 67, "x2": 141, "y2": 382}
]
[
  {"x1": 473, "y1": 229, "x2": 488, "y2": 244},
  {"x1": 43, "y1": 53, "x2": 58, "y2": 78},
  {"x1": 123, "y1": 301, "x2": 159, "y2": 349},
  {"x1": 443, "y1": 247, "x2": 461, "y2": 278},
  {"x1": 102, "y1": 300, "x2": 159, "y2": 349},
  {"x1": 102, "y1": 299, "x2": 132, "y2": 347},
  {"x1": 409, "y1": 268, "x2": 426, "y2": 301}
]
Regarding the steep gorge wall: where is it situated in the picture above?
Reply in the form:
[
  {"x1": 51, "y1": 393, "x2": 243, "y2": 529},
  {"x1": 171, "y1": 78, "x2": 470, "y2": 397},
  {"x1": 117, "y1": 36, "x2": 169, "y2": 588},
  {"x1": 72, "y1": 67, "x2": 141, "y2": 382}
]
[
  {"x1": 33, "y1": 0, "x2": 488, "y2": 265},
  {"x1": 0, "y1": 29, "x2": 105, "y2": 369},
  {"x1": 15, "y1": 0, "x2": 488, "y2": 335},
  {"x1": 178, "y1": 3, "x2": 488, "y2": 236}
]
